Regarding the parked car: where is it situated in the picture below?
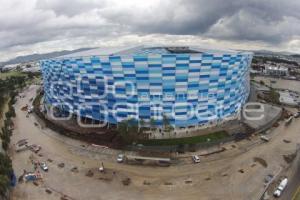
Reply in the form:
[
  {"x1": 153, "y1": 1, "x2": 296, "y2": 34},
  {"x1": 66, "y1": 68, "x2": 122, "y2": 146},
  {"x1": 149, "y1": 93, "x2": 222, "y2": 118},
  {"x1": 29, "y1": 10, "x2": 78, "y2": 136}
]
[
  {"x1": 40, "y1": 162, "x2": 48, "y2": 172},
  {"x1": 260, "y1": 135, "x2": 270, "y2": 142},
  {"x1": 192, "y1": 155, "x2": 200, "y2": 163},
  {"x1": 24, "y1": 173, "x2": 37, "y2": 182},
  {"x1": 117, "y1": 154, "x2": 125, "y2": 163}
]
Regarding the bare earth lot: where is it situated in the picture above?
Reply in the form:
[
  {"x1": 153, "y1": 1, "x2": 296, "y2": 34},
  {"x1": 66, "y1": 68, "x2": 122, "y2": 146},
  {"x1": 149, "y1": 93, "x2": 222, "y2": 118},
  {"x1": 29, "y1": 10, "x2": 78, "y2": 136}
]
[{"x1": 10, "y1": 84, "x2": 300, "y2": 200}]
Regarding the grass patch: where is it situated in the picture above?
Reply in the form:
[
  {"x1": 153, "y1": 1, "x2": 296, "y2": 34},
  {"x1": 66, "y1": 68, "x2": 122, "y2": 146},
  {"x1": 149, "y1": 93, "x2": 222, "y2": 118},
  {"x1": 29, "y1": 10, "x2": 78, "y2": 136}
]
[
  {"x1": 0, "y1": 71, "x2": 26, "y2": 80},
  {"x1": 139, "y1": 131, "x2": 229, "y2": 146}
]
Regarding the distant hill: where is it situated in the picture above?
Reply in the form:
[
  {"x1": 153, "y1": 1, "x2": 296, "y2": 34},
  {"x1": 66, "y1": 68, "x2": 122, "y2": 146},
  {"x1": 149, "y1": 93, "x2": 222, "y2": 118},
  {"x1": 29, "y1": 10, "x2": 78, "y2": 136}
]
[
  {"x1": 0, "y1": 47, "x2": 95, "y2": 67},
  {"x1": 253, "y1": 49, "x2": 300, "y2": 57},
  {"x1": 291, "y1": 54, "x2": 300, "y2": 58}
]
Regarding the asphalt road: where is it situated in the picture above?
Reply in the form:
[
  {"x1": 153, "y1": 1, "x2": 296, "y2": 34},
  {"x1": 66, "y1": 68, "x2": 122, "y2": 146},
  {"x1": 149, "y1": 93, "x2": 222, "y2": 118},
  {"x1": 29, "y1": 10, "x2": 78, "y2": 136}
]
[{"x1": 281, "y1": 154, "x2": 300, "y2": 200}]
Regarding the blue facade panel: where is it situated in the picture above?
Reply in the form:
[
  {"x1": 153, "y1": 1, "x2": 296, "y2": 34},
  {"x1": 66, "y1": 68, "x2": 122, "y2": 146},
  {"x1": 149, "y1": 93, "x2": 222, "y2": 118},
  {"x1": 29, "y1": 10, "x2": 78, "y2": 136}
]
[{"x1": 41, "y1": 51, "x2": 252, "y2": 127}]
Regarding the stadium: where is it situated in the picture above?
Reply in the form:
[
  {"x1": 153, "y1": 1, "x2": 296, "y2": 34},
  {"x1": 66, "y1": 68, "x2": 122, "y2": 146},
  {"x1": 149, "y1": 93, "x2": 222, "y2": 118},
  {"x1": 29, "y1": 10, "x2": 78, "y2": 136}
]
[{"x1": 40, "y1": 46, "x2": 253, "y2": 129}]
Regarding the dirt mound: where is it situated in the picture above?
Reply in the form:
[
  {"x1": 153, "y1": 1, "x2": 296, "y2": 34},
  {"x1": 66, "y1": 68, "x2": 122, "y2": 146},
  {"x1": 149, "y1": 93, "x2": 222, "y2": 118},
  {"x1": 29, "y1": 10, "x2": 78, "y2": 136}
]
[
  {"x1": 283, "y1": 153, "x2": 296, "y2": 163},
  {"x1": 253, "y1": 157, "x2": 268, "y2": 168}
]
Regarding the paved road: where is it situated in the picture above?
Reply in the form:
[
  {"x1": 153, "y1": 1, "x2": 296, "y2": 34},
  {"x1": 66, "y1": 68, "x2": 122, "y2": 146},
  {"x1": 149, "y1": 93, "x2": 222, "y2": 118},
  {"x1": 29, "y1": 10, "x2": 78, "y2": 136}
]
[{"x1": 281, "y1": 154, "x2": 300, "y2": 200}]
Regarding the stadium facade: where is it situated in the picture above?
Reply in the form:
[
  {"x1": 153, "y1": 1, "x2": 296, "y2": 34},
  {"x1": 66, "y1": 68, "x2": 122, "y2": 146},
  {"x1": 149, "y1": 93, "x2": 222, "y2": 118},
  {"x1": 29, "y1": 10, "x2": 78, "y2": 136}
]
[{"x1": 41, "y1": 46, "x2": 253, "y2": 128}]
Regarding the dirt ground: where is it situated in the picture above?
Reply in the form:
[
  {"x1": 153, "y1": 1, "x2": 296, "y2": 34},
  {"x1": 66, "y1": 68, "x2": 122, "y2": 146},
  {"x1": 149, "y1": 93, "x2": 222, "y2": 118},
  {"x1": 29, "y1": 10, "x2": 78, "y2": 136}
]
[{"x1": 9, "y1": 84, "x2": 300, "y2": 200}]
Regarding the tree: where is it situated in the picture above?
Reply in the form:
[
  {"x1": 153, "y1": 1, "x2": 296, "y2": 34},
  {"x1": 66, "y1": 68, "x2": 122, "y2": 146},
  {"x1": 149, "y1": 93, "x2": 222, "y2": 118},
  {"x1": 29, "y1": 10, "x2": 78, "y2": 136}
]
[
  {"x1": 139, "y1": 118, "x2": 146, "y2": 134},
  {"x1": 139, "y1": 118, "x2": 145, "y2": 128},
  {"x1": 163, "y1": 114, "x2": 170, "y2": 128},
  {"x1": 117, "y1": 119, "x2": 139, "y2": 144},
  {"x1": 150, "y1": 118, "x2": 156, "y2": 131},
  {"x1": 269, "y1": 88, "x2": 280, "y2": 104},
  {"x1": 163, "y1": 114, "x2": 173, "y2": 133},
  {"x1": 128, "y1": 118, "x2": 139, "y2": 140},
  {"x1": 177, "y1": 144, "x2": 185, "y2": 154},
  {"x1": 0, "y1": 153, "x2": 13, "y2": 197},
  {"x1": 0, "y1": 175, "x2": 9, "y2": 197},
  {"x1": 117, "y1": 121, "x2": 128, "y2": 136}
]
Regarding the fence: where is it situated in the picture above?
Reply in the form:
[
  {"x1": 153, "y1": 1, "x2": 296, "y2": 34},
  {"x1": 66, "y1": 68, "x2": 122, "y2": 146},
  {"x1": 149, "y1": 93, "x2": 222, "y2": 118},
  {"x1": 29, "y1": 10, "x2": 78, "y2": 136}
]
[{"x1": 126, "y1": 136, "x2": 235, "y2": 153}]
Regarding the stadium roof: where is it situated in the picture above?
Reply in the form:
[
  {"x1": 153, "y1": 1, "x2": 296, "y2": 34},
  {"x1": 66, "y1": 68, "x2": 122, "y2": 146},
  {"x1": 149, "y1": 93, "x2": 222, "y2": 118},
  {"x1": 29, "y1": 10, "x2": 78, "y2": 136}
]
[{"x1": 56, "y1": 45, "x2": 249, "y2": 59}]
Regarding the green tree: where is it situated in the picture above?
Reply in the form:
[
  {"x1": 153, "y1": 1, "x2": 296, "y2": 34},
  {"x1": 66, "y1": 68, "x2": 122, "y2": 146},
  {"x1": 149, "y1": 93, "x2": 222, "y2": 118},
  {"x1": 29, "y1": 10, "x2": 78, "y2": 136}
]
[
  {"x1": 163, "y1": 114, "x2": 169, "y2": 128},
  {"x1": 150, "y1": 118, "x2": 156, "y2": 131},
  {"x1": 0, "y1": 175, "x2": 9, "y2": 197},
  {"x1": 117, "y1": 120, "x2": 128, "y2": 136},
  {"x1": 117, "y1": 119, "x2": 140, "y2": 144},
  {"x1": 0, "y1": 153, "x2": 13, "y2": 197},
  {"x1": 139, "y1": 118, "x2": 146, "y2": 135},
  {"x1": 269, "y1": 88, "x2": 280, "y2": 104},
  {"x1": 163, "y1": 114, "x2": 173, "y2": 133},
  {"x1": 259, "y1": 80, "x2": 265, "y2": 85},
  {"x1": 128, "y1": 118, "x2": 139, "y2": 139}
]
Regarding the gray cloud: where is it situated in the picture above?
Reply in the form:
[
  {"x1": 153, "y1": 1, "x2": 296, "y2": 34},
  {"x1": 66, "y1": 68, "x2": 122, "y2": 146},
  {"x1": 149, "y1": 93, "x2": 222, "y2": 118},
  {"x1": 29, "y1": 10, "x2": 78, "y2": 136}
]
[
  {"x1": 103, "y1": 0, "x2": 300, "y2": 43},
  {"x1": 36, "y1": 0, "x2": 108, "y2": 17},
  {"x1": 0, "y1": 0, "x2": 300, "y2": 61}
]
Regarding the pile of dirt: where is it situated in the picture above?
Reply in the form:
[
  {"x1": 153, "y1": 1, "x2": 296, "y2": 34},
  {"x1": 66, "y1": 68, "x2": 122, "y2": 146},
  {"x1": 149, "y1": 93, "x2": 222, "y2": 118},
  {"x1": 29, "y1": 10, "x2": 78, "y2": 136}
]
[
  {"x1": 122, "y1": 178, "x2": 131, "y2": 186},
  {"x1": 85, "y1": 170, "x2": 94, "y2": 177},
  {"x1": 283, "y1": 153, "x2": 296, "y2": 163},
  {"x1": 253, "y1": 157, "x2": 268, "y2": 168},
  {"x1": 143, "y1": 180, "x2": 151, "y2": 185},
  {"x1": 45, "y1": 188, "x2": 52, "y2": 194},
  {"x1": 70, "y1": 167, "x2": 79, "y2": 173},
  {"x1": 283, "y1": 139, "x2": 291, "y2": 143},
  {"x1": 58, "y1": 163, "x2": 65, "y2": 168}
]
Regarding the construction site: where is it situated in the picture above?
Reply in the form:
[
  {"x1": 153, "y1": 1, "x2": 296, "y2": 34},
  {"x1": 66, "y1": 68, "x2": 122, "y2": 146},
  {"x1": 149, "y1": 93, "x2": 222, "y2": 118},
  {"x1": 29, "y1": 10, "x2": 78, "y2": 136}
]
[{"x1": 7, "y1": 75, "x2": 300, "y2": 200}]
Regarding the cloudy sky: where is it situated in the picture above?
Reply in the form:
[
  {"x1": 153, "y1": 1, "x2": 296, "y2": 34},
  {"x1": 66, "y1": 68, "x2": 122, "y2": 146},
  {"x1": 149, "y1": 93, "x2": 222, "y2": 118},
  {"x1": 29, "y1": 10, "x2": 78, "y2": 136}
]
[{"x1": 1, "y1": 0, "x2": 300, "y2": 62}]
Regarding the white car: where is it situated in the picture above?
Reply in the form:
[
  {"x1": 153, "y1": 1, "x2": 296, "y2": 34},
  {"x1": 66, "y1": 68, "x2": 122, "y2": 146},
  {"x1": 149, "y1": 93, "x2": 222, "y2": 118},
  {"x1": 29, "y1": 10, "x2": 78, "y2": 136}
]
[
  {"x1": 192, "y1": 155, "x2": 200, "y2": 163},
  {"x1": 117, "y1": 154, "x2": 125, "y2": 163},
  {"x1": 40, "y1": 162, "x2": 48, "y2": 171},
  {"x1": 260, "y1": 135, "x2": 270, "y2": 142},
  {"x1": 294, "y1": 112, "x2": 300, "y2": 118}
]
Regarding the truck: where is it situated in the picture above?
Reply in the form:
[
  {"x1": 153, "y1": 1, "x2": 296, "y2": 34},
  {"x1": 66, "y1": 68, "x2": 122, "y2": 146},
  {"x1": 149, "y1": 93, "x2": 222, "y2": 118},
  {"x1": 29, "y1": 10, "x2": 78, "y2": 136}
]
[{"x1": 273, "y1": 178, "x2": 288, "y2": 197}]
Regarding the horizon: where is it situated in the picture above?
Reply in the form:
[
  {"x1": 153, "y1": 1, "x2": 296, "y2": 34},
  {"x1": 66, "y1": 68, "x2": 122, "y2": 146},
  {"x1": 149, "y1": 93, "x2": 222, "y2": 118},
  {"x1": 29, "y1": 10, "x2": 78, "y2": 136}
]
[
  {"x1": 1, "y1": 0, "x2": 300, "y2": 62},
  {"x1": 1, "y1": 45, "x2": 299, "y2": 64}
]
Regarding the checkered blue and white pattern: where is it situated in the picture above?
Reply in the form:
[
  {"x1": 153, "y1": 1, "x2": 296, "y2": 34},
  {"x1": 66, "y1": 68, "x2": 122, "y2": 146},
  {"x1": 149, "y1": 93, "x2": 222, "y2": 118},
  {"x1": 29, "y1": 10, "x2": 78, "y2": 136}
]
[{"x1": 41, "y1": 49, "x2": 252, "y2": 127}]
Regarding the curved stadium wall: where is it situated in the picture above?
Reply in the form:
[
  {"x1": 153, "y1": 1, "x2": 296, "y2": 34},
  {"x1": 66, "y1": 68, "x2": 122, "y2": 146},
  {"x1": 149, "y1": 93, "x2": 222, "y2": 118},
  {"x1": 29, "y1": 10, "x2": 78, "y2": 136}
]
[{"x1": 40, "y1": 47, "x2": 253, "y2": 128}]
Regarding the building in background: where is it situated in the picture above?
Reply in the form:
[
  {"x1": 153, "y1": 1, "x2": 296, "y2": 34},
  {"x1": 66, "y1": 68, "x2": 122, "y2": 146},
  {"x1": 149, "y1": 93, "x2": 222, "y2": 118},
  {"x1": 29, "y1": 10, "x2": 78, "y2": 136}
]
[{"x1": 264, "y1": 65, "x2": 288, "y2": 76}]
